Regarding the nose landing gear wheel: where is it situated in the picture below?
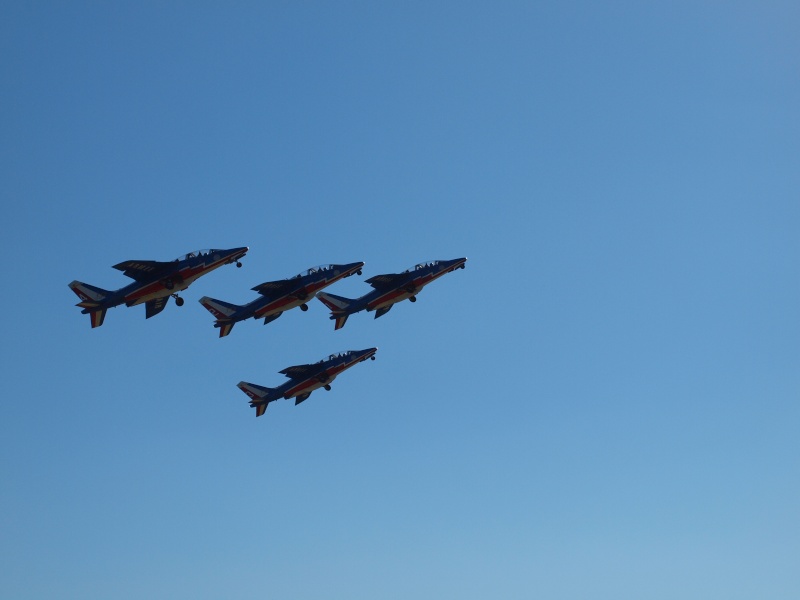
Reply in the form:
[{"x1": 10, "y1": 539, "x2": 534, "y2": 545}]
[
  {"x1": 300, "y1": 303, "x2": 309, "y2": 312},
  {"x1": 172, "y1": 294, "x2": 184, "y2": 307},
  {"x1": 409, "y1": 296, "x2": 416, "y2": 302},
  {"x1": 324, "y1": 384, "x2": 332, "y2": 391}
]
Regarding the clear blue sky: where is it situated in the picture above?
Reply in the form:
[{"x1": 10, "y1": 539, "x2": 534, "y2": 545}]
[{"x1": 2, "y1": 2, "x2": 799, "y2": 598}]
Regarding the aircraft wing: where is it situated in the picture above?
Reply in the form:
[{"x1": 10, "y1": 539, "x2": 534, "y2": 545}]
[
  {"x1": 375, "y1": 305, "x2": 393, "y2": 319},
  {"x1": 279, "y1": 363, "x2": 321, "y2": 380},
  {"x1": 365, "y1": 273, "x2": 409, "y2": 290},
  {"x1": 145, "y1": 297, "x2": 168, "y2": 319},
  {"x1": 113, "y1": 260, "x2": 175, "y2": 282},
  {"x1": 251, "y1": 279, "x2": 298, "y2": 297}
]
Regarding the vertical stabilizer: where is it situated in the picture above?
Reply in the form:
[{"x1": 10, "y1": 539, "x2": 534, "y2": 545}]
[
  {"x1": 237, "y1": 381, "x2": 277, "y2": 417},
  {"x1": 69, "y1": 281, "x2": 112, "y2": 328},
  {"x1": 316, "y1": 292, "x2": 356, "y2": 330}
]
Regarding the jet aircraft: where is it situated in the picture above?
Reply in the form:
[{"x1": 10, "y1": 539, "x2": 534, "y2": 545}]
[
  {"x1": 198, "y1": 262, "x2": 364, "y2": 337},
  {"x1": 315, "y1": 257, "x2": 467, "y2": 329},
  {"x1": 69, "y1": 247, "x2": 249, "y2": 328},
  {"x1": 237, "y1": 348, "x2": 378, "y2": 416}
]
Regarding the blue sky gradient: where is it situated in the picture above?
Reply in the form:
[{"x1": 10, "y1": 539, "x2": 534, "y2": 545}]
[{"x1": 2, "y1": 3, "x2": 799, "y2": 598}]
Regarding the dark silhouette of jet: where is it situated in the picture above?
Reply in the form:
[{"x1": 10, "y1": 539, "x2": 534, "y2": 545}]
[
  {"x1": 316, "y1": 257, "x2": 466, "y2": 329},
  {"x1": 68, "y1": 247, "x2": 248, "y2": 327}
]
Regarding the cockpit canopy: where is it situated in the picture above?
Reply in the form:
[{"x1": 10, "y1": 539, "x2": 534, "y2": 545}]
[
  {"x1": 405, "y1": 260, "x2": 442, "y2": 273},
  {"x1": 293, "y1": 264, "x2": 336, "y2": 278},
  {"x1": 175, "y1": 249, "x2": 220, "y2": 261},
  {"x1": 318, "y1": 350, "x2": 353, "y2": 363}
]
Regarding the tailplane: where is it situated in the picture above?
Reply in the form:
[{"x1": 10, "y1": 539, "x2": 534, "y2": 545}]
[
  {"x1": 316, "y1": 292, "x2": 355, "y2": 330},
  {"x1": 69, "y1": 281, "x2": 111, "y2": 328},
  {"x1": 237, "y1": 381, "x2": 278, "y2": 417},
  {"x1": 199, "y1": 296, "x2": 241, "y2": 337}
]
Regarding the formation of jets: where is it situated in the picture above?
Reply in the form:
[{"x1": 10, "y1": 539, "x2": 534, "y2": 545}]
[{"x1": 69, "y1": 248, "x2": 466, "y2": 418}]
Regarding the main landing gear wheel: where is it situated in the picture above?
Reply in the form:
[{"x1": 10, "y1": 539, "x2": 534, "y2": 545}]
[
  {"x1": 172, "y1": 294, "x2": 184, "y2": 307},
  {"x1": 324, "y1": 384, "x2": 332, "y2": 391},
  {"x1": 409, "y1": 296, "x2": 417, "y2": 302},
  {"x1": 300, "y1": 304, "x2": 309, "y2": 312}
]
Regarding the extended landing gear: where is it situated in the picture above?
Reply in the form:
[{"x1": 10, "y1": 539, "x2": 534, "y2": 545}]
[
  {"x1": 356, "y1": 269, "x2": 362, "y2": 276},
  {"x1": 300, "y1": 303, "x2": 309, "y2": 312},
  {"x1": 409, "y1": 296, "x2": 417, "y2": 303},
  {"x1": 370, "y1": 355, "x2": 376, "y2": 360},
  {"x1": 324, "y1": 384, "x2": 332, "y2": 391},
  {"x1": 236, "y1": 261, "x2": 242, "y2": 268},
  {"x1": 172, "y1": 294, "x2": 184, "y2": 307}
]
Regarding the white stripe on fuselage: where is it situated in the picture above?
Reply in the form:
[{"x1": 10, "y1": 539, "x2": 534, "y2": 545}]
[
  {"x1": 126, "y1": 256, "x2": 232, "y2": 306},
  {"x1": 367, "y1": 268, "x2": 449, "y2": 311},
  {"x1": 253, "y1": 270, "x2": 353, "y2": 319},
  {"x1": 284, "y1": 357, "x2": 362, "y2": 398}
]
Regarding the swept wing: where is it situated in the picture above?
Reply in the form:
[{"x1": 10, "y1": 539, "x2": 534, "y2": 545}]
[
  {"x1": 365, "y1": 273, "x2": 410, "y2": 290},
  {"x1": 113, "y1": 260, "x2": 176, "y2": 282}
]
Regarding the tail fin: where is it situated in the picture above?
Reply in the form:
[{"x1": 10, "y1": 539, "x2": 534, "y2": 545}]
[
  {"x1": 316, "y1": 292, "x2": 355, "y2": 330},
  {"x1": 237, "y1": 381, "x2": 277, "y2": 417},
  {"x1": 199, "y1": 296, "x2": 241, "y2": 338},
  {"x1": 69, "y1": 280, "x2": 111, "y2": 306},
  {"x1": 69, "y1": 281, "x2": 111, "y2": 328},
  {"x1": 199, "y1": 296, "x2": 240, "y2": 318}
]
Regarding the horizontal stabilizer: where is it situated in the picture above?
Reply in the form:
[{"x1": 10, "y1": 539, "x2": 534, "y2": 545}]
[
  {"x1": 255, "y1": 403, "x2": 268, "y2": 417},
  {"x1": 69, "y1": 281, "x2": 111, "y2": 328},
  {"x1": 90, "y1": 308, "x2": 107, "y2": 328},
  {"x1": 295, "y1": 392, "x2": 311, "y2": 405},
  {"x1": 334, "y1": 314, "x2": 349, "y2": 330},
  {"x1": 218, "y1": 321, "x2": 234, "y2": 338}
]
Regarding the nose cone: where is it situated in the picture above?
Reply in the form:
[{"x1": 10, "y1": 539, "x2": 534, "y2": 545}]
[
  {"x1": 360, "y1": 347, "x2": 378, "y2": 360},
  {"x1": 340, "y1": 261, "x2": 365, "y2": 276},
  {"x1": 448, "y1": 257, "x2": 467, "y2": 269}
]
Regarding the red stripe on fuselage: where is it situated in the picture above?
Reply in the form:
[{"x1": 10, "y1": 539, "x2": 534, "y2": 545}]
[
  {"x1": 253, "y1": 270, "x2": 358, "y2": 318},
  {"x1": 366, "y1": 269, "x2": 451, "y2": 311},
  {"x1": 124, "y1": 257, "x2": 232, "y2": 305},
  {"x1": 284, "y1": 360, "x2": 356, "y2": 398}
]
